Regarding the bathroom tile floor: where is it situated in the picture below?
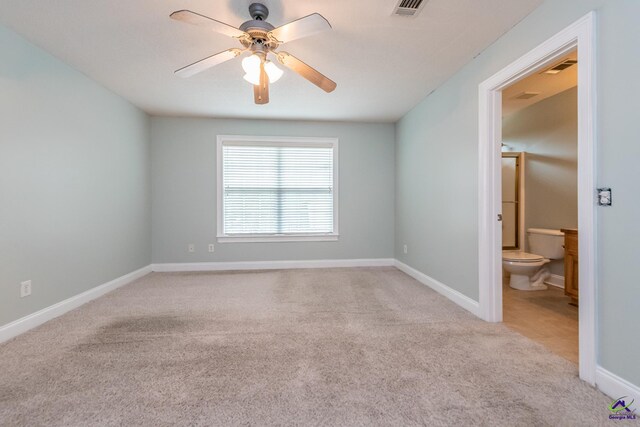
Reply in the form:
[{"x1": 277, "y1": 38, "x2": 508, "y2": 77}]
[{"x1": 503, "y1": 281, "x2": 579, "y2": 364}]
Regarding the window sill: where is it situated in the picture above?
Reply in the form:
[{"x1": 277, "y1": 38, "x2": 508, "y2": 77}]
[{"x1": 217, "y1": 234, "x2": 339, "y2": 243}]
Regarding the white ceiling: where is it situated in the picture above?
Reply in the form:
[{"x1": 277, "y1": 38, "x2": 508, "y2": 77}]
[
  {"x1": 503, "y1": 51, "x2": 578, "y2": 116},
  {"x1": 0, "y1": 0, "x2": 543, "y2": 122}
]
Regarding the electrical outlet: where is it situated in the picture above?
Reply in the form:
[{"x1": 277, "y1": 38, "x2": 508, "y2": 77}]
[
  {"x1": 20, "y1": 280, "x2": 31, "y2": 298},
  {"x1": 188, "y1": 244, "x2": 195, "y2": 253},
  {"x1": 208, "y1": 244, "x2": 215, "y2": 253},
  {"x1": 403, "y1": 244, "x2": 408, "y2": 254}
]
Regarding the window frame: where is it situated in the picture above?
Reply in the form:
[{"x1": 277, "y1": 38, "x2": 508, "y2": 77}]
[{"x1": 216, "y1": 135, "x2": 339, "y2": 243}]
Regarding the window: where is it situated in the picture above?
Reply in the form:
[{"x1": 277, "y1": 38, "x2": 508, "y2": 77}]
[{"x1": 217, "y1": 135, "x2": 338, "y2": 242}]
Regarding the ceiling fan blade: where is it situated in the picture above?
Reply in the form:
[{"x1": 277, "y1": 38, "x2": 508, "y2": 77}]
[
  {"x1": 170, "y1": 10, "x2": 248, "y2": 39},
  {"x1": 254, "y1": 62, "x2": 270, "y2": 104},
  {"x1": 268, "y1": 13, "x2": 331, "y2": 44},
  {"x1": 276, "y1": 52, "x2": 337, "y2": 93},
  {"x1": 175, "y1": 48, "x2": 242, "y2": 78}
]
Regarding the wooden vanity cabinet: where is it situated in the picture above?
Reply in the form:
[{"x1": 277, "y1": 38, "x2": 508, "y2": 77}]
[{"x1": 561, "y1": 229, "x2": 579, "y2": 306}]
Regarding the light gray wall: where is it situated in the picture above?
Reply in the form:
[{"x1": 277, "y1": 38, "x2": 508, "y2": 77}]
[
  {"x1": 0, "y1": 25, "x2": 151, "y2": 326},
  {"x1": 395, "y1": 0, "x2": 640, "y2": 385},
  {"x1": 151, "y1": 117, "x2": 394, "y2": 263},
  {"x1": 503, "y1": 87, "x2": 578, "y2": 275}
]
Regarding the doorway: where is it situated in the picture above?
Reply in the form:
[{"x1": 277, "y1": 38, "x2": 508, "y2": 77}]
[
  {"x1": 500, "y1": 59, "x2": 579, "y2": 363},
  {"x1": 477, "y1": 12, "x2": 596, "y2": 384}
]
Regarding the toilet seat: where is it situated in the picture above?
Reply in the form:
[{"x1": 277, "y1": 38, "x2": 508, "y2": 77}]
[{"x1": 502, "y1": 251, "x2": 545, "y2": 263}]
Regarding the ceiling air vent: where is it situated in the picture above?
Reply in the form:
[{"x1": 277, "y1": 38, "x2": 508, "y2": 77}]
[
  {"x1": 542, "y1": 59, "x2": 578, "y2": 75},
  {"x1": 513, "y1": 92, "x2": 541, "y2": 100},
  {"x1": 393, "y1": 0, "x2": 427, "y2": 16}
]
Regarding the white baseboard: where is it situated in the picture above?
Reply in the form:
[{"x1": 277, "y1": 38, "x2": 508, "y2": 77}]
[
  {"x1": 596, "y1": 366, "x2": 640, "y2": 403},
  {"x1": 0, "y1": 265, "x2": 152, "y2": 343},
  {"x1": 545, "y1": 273, "x2": 565, "y2": 289},
  {"x1": 152, "y1": 258, "x2": 395, "y2": 272},
  {"x1": 393, "y1": 260, "x2": 481, "y2": 317}
]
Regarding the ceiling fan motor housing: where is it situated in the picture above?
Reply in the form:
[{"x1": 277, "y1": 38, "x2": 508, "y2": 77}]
[
  {"x1": 240, "y1": 4, "x2": 278, "y2": 51},
  {"x1": 239, "y1": 20, "x2": 275, "y2": 34}
]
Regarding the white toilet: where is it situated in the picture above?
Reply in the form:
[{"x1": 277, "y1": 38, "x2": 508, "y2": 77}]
[{"x1": 502, "y1": 228, "x2": 565, "y2": 291}]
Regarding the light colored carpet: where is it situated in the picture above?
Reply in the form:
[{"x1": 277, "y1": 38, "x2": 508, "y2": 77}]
[{"x1": 0, "y1": 267, "x2": 611, "y2": 426}]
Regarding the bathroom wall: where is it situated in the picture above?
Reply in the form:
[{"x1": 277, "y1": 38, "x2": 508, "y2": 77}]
[
  {"x1": 503, "y1": 87, "x2": 578, "y2": 276},
  {"x1": 151, "y1": 117, "x2": 395, "y2": 263},
  {"x1": 395, "y1": 0, "x2": 640, "y2": 386},
  {"x1": 0, "y1": 24, "x2": 151, "y2": 327}
]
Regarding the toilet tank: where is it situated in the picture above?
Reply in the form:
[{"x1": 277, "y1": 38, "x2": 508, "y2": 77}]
[{"x1": 527, "y1": 228, "x2": 565, "y2": 259}]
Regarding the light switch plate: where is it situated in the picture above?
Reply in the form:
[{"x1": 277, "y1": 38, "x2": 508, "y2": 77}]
[{"x1": 597, "y1": 188, "x2": 612, "y2": 206}]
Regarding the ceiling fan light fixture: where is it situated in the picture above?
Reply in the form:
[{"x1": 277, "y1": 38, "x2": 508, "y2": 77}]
[
  {"x1": 242, "y1": 54, "x2": 261, "y2": 74},
  {"x1": 242, "y1": 54, "x2": 262, "y2": 85},
  {"x1": 242, "y1": 55, "x2": 283, "y2": 85},
  {"x1": 264, "y1": 60, "x2": 283, "y2": 83},
  {"x1": 243, "y1": 73, "x2": 261, "y2": 85}
]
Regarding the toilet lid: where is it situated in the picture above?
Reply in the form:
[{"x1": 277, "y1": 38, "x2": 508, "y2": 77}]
[{"x1": 502, "y1": 251, "x2": 544, "y2": 262}]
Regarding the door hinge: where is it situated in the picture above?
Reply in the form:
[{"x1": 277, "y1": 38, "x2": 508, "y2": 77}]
[{"x1": 497, "y1": 214, "x2": 503, "y2": 222}]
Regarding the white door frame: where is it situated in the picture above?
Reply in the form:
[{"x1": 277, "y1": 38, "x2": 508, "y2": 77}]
[{"x1": 477, "y1": 12, "x2": 597, "y2": 384}]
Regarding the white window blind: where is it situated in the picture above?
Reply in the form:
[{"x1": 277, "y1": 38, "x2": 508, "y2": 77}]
[{"x1": 218, "y1": 137, "x2": 338, "y2": 241}]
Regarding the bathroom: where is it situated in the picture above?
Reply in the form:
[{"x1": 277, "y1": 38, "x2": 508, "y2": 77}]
[{"x1": 500, "y1": 52, "x2": 579, "y2": 363}]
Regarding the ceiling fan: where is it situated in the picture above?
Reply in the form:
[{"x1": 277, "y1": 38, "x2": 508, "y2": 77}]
[{"x1": 170, "y1": 3, "x2": 337, "y2": 105}]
